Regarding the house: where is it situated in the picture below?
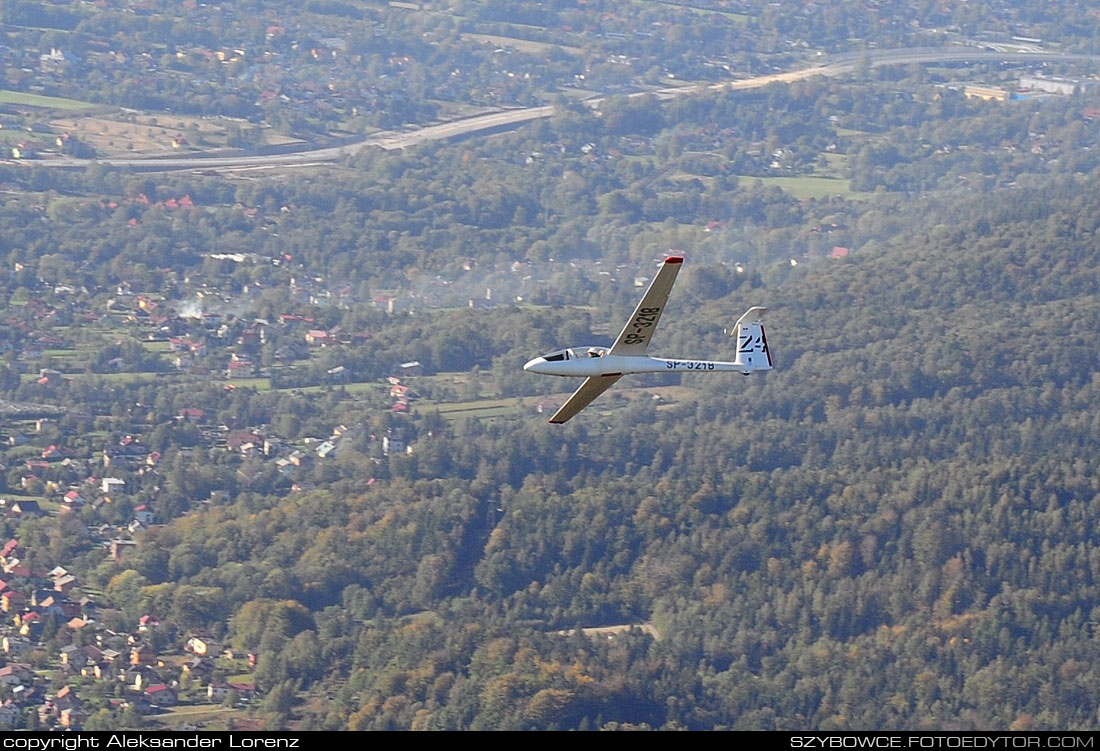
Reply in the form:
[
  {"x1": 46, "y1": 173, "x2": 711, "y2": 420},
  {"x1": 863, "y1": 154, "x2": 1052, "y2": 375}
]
[
  {"x1": 133, "y1": 505, "x2": 154, "y2": 525},
  {"x1": 101, "y1": 478, "x2": 126, "y2": 494},
  {"x1": 60, "y1": 644, "x2": 88, "y2": 670},
  {"x1": 0, "y1": 663, "x2": 34, "y2": 686},
  {"x1": 1, "y1": 590, "x2": 26, "y2": 612},
  {"x1": 60, "y1": 707, "x2": 89, "y2": 728},
  {"x1": 11, "y1": 685, "x2": 38, "y2": 706},
  {"x1": 144, "y1": 684, "x2": 178, "y2": 707},
  {"x1": 130, "y1": 644, "x2": 155, "y2": 665},
  {"x1": 177, "y1": 408, "x2": 205, "y2": 423},
  {"x1": 18, "y1": 613, "x2": 42, "y2": 639},
  {"x1": 35, "y1": 592, "x2": 63, "y2": 612},
  {"x1": 227, "y1": 432, "x2": 264, "y2": 451},
  {"x1": 10, "y1": 501, "x2": 42, "y2": 517},
  {"x1": 123, "y1": 665, "x2": 162, "y2": 691},
  {"x1": 182, "y1": 656, "x2": 213, "y2": 679},
  {"x1": 305, "y1": 329, "x2": 333, "y2": 346},
  {"x1": 382, "y1": 436, "x2": 406, "y2": 456},
  {"x1": 8, "y1": 565, "x2": 47, "y2": 582},
  {"x1": 207, "y1": 683, "x2": 231, "y2": 703},
  {"x1": 536, "y1": 401, "x2": 561, "y2": 415},
  {"x1": 208, "y1": 682, "x2": 256, "y2": 703},
  {"x1": 54, "y1": 686, "x2": 81, "y2": 711},
  {"x1": 399, "y1": 361, "x2": 423, "y2": 377},
  {"x1": 42, "y1": 445, "x2": 70, "y2": 461},
  {"x1": 103, "y1": 443, "x2": 146, "y2": 468},
  {"x1": 2, "y1": 636, "x2": 31, "y2": 656},
  {"x1": 186, "y1": 632, "x2": 221, "y2": 656}
]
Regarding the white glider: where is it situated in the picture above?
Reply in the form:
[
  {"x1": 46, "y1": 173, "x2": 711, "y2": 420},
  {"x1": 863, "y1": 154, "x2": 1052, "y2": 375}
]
[{"x1": 524, "y1": 256, "x2": 772, "y2": 423}]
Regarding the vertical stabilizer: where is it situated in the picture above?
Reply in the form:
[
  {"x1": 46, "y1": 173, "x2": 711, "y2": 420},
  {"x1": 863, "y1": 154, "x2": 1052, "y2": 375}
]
[{"x1": 733, "y1": 307, "x2": 772, "y2": 371}]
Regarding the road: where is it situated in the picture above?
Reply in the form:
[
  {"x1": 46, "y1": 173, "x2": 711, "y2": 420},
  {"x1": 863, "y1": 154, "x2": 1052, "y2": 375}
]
[{"x1": 21, "y1": 47, "x2": 1100, "y2": 173}]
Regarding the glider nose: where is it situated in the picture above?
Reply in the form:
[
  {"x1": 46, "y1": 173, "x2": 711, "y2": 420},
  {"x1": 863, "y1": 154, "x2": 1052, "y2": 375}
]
[{"x1": 524, "y1": 357, "x2": 546, "y2": 373}]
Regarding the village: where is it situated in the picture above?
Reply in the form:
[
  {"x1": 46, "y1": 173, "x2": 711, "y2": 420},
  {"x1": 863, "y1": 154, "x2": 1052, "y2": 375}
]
[{"x1": 0, "y1": 534, "x2": 260, "y2": 730}]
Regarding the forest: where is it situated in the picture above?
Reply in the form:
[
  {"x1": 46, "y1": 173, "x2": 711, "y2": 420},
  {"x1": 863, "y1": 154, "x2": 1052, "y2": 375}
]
[
  {"x1": 5, "y1": 3, "x2": 1100, "y2": 729},
  {"x1": 67, "y1": 170, "x2": 1100, "y2": 731}
]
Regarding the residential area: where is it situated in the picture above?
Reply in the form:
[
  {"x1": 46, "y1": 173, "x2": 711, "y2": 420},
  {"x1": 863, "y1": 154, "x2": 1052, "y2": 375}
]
[{"x1": 0, "y1": 535, "x2": 260, "y2": 730}]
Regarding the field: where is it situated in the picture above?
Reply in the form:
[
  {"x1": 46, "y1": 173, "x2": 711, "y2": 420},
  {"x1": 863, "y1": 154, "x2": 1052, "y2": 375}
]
[
  {"x1": 741, "y1": 174, "x2": 870, "y2": 200},
  {"x1": 647, "y1": 0, "x2": 750, "y2": 23},
  {"x1": 0, "y1": 89, "x2": 94, "y2": 110},
  {"x1": 420, "y1": 384, "x2": 698, "y2": 421},
  {"x1": 461, "y1": 33, "x2": 582, "y2": 56},
  {"x1": 152, "y1": 705, "x2": 249, "y2": 730},
  {"x1": 49, "y1": 114, "x2": 304, "y2": 157}
]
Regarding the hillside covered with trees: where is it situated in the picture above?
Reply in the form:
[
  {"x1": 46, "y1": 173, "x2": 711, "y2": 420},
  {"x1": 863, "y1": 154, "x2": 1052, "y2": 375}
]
[
  {"x1": 98, "y1": 175, "x2": 1100, "y2": 731},
  {"x1": 4, "y1": 3, "x2": 1100, "y2": 728}
]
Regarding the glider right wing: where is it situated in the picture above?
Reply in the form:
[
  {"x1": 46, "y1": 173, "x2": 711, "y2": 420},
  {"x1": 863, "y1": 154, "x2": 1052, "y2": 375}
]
[
  {"x1": 548, "y1": 374, "x2": 623, "y2": 424},
  {"x1": 608, "y1": 256, "x2": 683, "y2": 356}
]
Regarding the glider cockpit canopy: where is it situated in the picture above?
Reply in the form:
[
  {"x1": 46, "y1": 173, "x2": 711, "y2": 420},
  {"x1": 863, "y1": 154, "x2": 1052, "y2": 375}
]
[{"x1": 540, "y1": 346, "x2": 608, "y2": 362}]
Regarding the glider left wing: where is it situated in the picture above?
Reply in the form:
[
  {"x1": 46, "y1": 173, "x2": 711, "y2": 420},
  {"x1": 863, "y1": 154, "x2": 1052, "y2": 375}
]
[
  {"x1": 548, "y1": 374, "x2": 623, "y2": 424},
  {"x1": 608, "y1": 256, "x2": 683, "y2": 356}
]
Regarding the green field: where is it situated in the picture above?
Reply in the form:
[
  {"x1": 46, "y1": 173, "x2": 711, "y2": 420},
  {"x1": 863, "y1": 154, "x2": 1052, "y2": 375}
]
[
  {"x1": 82, "y1": 371, "x2": 165, "y2": 384},
  {"x1": 275, "y1": 381, "x2": 382, "y2": 395},
  {"x1": 420, "y1": 397, "x2": 523, "y2": 420},
  {"x1": 0, "y1": 129, "x2": 53, "y2": 146},
  {"x1": 154, "y1": 705, "x2": 247, "y2": 731},
  {"x1": 222, "y1": 377, "x2": 272, "y2": 391},
  {"x1": 0, "y1": 89, "x2": 94, "y2": 110},
  {"x1": 461, "y1": 33, "x2": 582, "y2": 56},
  {"x1": 742, "y1": 175, "x2": 870, "y2": 200},
  {"x1": 627, "y1": 0, "x2": 749, "y2": 23},
  {"x1": 664, "y1": 2, "x2": 748, "y2": 22}
]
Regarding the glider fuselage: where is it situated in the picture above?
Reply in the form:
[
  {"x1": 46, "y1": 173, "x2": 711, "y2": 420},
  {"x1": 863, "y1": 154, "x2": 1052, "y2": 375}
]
[{"x1": 524, "y1": 352, "x2": 750, "y2": 377}]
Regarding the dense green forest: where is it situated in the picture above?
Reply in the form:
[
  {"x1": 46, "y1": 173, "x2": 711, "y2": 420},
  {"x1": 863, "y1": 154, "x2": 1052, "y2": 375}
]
[
  {"x1": 7, "y1": 8, "x2": 1100, "y2": 726},
  {"x1": 70, "y1": 173, "x2": 1100, "y2": 731}
]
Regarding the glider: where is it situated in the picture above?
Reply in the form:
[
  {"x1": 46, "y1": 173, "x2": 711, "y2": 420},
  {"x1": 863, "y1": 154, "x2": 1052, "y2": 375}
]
[{"x1": 524, "y1": 256, "x2": 772, "y2": 423}]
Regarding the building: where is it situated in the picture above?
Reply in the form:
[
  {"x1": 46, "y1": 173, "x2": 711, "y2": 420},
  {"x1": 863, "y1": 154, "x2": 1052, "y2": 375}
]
[
  {"x1": 1018, "y1": 75, "x2": 1085, "y2": 96},
  {"x1": 964, "y1": 84, "x2": 1008, "y2": 102}
]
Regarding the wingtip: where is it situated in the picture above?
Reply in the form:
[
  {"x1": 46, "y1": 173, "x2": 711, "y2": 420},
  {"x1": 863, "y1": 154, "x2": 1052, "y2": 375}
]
[{"x1": 665, "y1": 256, "x2": 684, "y2": 264}]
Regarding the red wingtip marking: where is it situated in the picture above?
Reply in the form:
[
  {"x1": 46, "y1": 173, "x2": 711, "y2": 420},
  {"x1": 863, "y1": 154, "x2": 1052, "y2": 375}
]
[{"x1": 665, "y1": 256, "x2": 683, "y2": 264}]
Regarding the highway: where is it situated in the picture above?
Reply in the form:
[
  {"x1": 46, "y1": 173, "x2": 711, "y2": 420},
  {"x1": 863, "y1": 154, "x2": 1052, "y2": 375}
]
[{"x1": 21, "y1": 47, "x2": 1100, "y2": 173}]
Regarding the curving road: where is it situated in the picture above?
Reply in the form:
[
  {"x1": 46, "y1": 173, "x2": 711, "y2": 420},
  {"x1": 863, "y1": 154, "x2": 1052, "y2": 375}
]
[{"x1": 22, "y1": 47, "x2": 1100, "y2": 173}]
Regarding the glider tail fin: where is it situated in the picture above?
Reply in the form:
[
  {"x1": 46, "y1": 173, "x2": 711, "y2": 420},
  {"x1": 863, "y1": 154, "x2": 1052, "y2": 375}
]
[{"x1": 733, "y1": 307, "x2": 772, "y2": 371}]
